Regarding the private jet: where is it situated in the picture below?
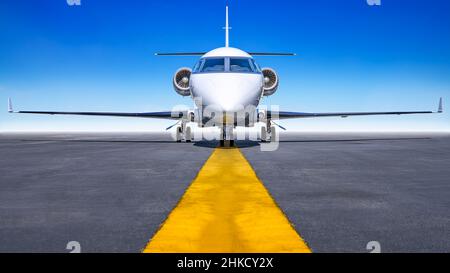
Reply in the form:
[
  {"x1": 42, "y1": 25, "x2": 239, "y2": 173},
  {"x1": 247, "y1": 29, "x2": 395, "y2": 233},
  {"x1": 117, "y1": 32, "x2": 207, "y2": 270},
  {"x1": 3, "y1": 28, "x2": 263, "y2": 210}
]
[{"x1": 7, "y1": 6, "x2": 443, "y2": 146}]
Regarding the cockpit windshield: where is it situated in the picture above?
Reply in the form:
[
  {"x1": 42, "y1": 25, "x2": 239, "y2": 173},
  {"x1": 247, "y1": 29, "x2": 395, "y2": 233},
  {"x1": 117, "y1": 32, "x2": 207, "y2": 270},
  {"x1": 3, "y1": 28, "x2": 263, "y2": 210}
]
[
  {"x1": 201, "y1": 58, "x2": 225, "y2": 72},
  {"x1": 250, "y1": 59, "x2": 261, "y2": 73},
  {"x1": 230, "y1": 58, "x2": 253, "y2": 72},
  {"x1": 192, "y1": 57, "x2": 261, "y2": 74}
]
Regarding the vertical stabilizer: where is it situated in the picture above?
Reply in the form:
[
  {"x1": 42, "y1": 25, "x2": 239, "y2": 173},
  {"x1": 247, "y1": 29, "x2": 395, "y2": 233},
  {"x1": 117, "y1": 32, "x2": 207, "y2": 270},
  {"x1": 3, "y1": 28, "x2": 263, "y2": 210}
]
[{"x1": 225, "y1": 6, "x2": 230, "y2": 47}]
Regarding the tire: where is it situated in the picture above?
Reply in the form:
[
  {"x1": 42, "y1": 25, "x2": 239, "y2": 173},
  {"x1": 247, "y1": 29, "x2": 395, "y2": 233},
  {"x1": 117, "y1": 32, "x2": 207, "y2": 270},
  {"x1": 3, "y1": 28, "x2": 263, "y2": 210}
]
[
  {"x1": 260, "y1": 126, "x2": 267, "y2": 142},
  {"x1": 185, "y1": 126, "x2": 192, "y2": 142},
  {"x1": 175, "y1": 126, "x2": 182, "y2": 142},
  {"x1": 271, "y1": 126, "x2": 277, "y2": 142}
]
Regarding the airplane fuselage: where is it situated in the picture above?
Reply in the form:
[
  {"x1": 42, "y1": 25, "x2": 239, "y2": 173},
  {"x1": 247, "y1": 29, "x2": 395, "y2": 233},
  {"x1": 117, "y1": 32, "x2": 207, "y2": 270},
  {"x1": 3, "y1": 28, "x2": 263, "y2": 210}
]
[{"x1": 188, "y1": 47, "x2": 266, "y2": 127}]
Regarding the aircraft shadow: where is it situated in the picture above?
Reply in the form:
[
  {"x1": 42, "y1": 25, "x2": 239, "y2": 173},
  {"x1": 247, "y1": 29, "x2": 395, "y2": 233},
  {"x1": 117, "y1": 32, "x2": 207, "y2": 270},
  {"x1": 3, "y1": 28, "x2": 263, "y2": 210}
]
[
  {"x1": 193, "y1": 140, "x2": 261, "y2": 149},
  {"x1": 194, "y1": 137, "x2": 431, "y2": 148},
  {"x1": 16, "y1": 137, "x2": 431, "y2": 148},
  {"x1": 194, "y1": 140, "x2": 260, "y2": 149},
  {"x1": 17, "y1": 139, "x2": 262, "y2": 149},
  {"x1": 278, "y1": 137, "x2": 431, "y2": 143}
]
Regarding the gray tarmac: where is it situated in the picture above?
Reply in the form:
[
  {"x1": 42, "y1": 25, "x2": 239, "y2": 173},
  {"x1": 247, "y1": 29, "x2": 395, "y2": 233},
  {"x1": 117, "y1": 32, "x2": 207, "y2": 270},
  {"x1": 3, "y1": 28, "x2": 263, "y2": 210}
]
[{"x1": 0, "y1": 132, "x2": 449, "y2": 252}]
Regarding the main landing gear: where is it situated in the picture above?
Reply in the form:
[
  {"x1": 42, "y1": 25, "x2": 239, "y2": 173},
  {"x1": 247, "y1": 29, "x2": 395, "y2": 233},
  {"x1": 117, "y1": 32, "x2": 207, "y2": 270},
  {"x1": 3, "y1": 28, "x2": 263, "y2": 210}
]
[
  {"x1": 175, "y1": 121, "x2": 193, "y2": 143},
  {"x1": 259, "y1": 119, "x2": 278, "y2": 143}
]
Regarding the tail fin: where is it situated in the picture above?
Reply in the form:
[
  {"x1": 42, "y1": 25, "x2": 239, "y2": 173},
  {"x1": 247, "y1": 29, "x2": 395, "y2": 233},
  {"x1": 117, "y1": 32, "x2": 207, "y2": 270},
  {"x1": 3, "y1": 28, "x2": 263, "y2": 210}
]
[
  {"x1": 224, "y1": 6, "x2": 230, "y2": 47},
  {"x1": 155, "y1": 5, "x2": 296, "y2": 55}
]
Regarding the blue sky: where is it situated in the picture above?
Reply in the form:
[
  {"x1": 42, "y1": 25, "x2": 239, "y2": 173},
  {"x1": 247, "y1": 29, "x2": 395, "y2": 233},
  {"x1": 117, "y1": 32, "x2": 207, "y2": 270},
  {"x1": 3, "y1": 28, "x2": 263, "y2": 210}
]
[{"x1": 0, "y1": 0, "x2": 449, "y2": 132}]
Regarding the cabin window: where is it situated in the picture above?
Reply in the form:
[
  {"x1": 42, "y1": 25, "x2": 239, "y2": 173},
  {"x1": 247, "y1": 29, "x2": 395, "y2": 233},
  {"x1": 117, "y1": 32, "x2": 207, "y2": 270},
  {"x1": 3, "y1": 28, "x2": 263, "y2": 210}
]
[{"x1": 200, "y1": 58, "x2": 225, "y2": 72}]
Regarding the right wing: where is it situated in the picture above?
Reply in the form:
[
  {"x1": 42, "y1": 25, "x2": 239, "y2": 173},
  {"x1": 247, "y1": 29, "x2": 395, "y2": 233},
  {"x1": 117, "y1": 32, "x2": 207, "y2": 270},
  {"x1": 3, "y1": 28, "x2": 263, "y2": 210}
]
[
  {"x1": 8, "y1": 98, "x2": 184, "y2": 120},
  {"x1": 268, "y1": 98, "x2": 443, "y2": 119}
]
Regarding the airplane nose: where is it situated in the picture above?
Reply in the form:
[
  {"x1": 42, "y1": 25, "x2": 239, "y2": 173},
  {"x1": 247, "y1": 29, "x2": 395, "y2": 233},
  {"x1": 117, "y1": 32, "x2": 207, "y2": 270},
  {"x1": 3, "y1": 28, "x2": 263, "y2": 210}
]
[{"x1": 192, "y1": 73, "x2": 263, "y2": 113}]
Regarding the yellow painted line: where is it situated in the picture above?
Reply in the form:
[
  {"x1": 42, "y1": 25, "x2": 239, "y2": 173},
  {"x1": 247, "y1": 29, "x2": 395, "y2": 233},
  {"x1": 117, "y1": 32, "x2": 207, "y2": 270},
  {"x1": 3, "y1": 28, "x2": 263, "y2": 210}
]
[{"x1": 143, "y1": 147, "x2": 311, "y2": 253}]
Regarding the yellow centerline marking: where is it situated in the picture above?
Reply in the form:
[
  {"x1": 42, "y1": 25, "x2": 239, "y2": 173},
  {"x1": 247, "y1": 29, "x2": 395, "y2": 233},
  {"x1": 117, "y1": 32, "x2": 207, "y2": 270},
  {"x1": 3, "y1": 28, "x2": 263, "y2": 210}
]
[{"x1": 143, "y1": 147, "x2": 311, "y2": 253}]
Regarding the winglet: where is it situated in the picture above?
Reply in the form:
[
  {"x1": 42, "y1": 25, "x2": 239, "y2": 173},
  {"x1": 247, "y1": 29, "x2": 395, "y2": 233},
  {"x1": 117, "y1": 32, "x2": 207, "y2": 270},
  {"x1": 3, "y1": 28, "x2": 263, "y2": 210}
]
[
  {"x1": 7, "y1": 98, "x2": 13, "y2": 113},
  {"x1": 438, "y1": 97, "x2": 443, "y2": 113}
]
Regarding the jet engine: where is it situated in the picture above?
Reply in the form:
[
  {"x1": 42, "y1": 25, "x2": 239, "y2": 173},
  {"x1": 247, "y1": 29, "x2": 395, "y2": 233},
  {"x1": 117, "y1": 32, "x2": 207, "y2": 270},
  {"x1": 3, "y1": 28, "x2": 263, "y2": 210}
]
[
  {"x1": 262, "y1": 68, "x2": 278, "y2": 96},
  {"x1": 173, "y1": 67, "x2": 192, "y2": 96}
]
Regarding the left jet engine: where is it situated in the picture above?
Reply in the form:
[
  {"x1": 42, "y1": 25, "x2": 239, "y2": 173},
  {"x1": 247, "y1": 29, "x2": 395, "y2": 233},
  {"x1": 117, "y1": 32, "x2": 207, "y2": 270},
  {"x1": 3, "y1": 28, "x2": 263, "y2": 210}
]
[
  {"x1": 262, "y1": 68, "x2": 279, "y2": 96},
  {"x1": 173, "y1": 67, "x2": 192, "y2": 96}
]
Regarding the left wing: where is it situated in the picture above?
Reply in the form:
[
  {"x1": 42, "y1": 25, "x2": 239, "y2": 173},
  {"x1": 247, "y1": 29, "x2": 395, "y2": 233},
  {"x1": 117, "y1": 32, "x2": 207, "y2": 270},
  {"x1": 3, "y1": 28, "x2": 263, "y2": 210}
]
[
  {"x1": 7, "y1": 98, "x2": 184, "y2": 120},
  {"x1": 268, "y1": 98, "x2": 443, "y2": 119}
]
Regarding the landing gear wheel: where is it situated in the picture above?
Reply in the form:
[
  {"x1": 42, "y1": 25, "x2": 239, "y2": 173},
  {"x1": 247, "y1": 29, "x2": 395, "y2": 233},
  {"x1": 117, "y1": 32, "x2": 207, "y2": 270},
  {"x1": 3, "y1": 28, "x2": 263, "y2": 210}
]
[
  {"x1": 221, "y1": 140, "x2": 234, "y2": 147},
  {"x1": 220, "y1": 126, "x2": 234, "y2": 147},
  {"x1": 175, "y1": 126, "x2": 182, "y2": 142},
  {"x1": 260, "y1": 126, "x2": 267, "y2": 142},
  {"x1": 270, "y1": 126, "x2": 278, "y2": 142}
]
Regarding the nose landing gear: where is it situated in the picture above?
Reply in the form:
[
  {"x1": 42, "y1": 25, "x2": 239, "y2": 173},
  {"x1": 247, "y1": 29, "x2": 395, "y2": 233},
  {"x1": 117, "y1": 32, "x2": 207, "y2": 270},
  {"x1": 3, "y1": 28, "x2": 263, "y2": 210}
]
[{"x1": 220, "y1": 125, "x2": 234, "y2": 147}]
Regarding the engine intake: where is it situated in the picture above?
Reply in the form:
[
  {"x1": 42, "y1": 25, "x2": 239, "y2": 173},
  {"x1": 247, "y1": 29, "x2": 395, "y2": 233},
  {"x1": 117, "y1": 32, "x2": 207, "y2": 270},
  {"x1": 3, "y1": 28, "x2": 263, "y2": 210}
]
[
  {"x1": 173, "y1": 67, "x2": 192, "y2": 96},
  {"x1": 262, "y1": 68, "x2": 278, "y2": 96}
]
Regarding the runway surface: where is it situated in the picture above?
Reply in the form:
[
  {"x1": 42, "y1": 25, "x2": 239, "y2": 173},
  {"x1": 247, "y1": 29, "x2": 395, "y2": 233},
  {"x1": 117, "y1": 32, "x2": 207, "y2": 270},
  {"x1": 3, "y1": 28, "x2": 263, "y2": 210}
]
[{"x1": 0, "y1": 132, "x2": 449, "y2": 252}]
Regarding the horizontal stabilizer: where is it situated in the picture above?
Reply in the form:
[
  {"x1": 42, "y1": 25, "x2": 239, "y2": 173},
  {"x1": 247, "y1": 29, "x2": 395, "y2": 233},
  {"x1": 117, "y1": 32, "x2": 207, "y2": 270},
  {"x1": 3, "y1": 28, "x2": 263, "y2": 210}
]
[
  {"x1": 155, "y1": 52, "x2": 207, "y2": 56},
  {"x1": 155, "y1": 52, "x2": 296, "y2": 56},
  {"x1": 247, "y1": 52, "x2": 296, "y2": 56}
]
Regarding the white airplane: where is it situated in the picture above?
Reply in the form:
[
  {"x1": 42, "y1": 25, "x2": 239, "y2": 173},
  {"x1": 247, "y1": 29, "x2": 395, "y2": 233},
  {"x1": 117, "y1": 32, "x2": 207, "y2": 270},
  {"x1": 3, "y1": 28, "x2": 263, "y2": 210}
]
[{"x1": 8, "y1": 6, "x2": 443, "y2": 146}]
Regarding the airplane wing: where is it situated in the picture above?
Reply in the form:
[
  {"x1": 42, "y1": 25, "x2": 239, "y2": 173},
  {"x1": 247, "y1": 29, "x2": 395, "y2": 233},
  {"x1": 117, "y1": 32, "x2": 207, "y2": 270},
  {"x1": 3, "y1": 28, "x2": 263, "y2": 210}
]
[
  {"x1": 268, "y1": 98, "x2": 443, "y2": 119},
  {"x1": 7, "y1": 99, "x2": 184, "y2": 120}
]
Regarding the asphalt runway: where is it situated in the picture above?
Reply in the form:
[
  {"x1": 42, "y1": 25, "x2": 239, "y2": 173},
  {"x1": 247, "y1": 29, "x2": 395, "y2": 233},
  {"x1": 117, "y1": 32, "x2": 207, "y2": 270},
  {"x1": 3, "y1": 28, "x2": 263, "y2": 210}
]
[{"x1": 0, "y1": 132, "x2": 449, "y2": 252}]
